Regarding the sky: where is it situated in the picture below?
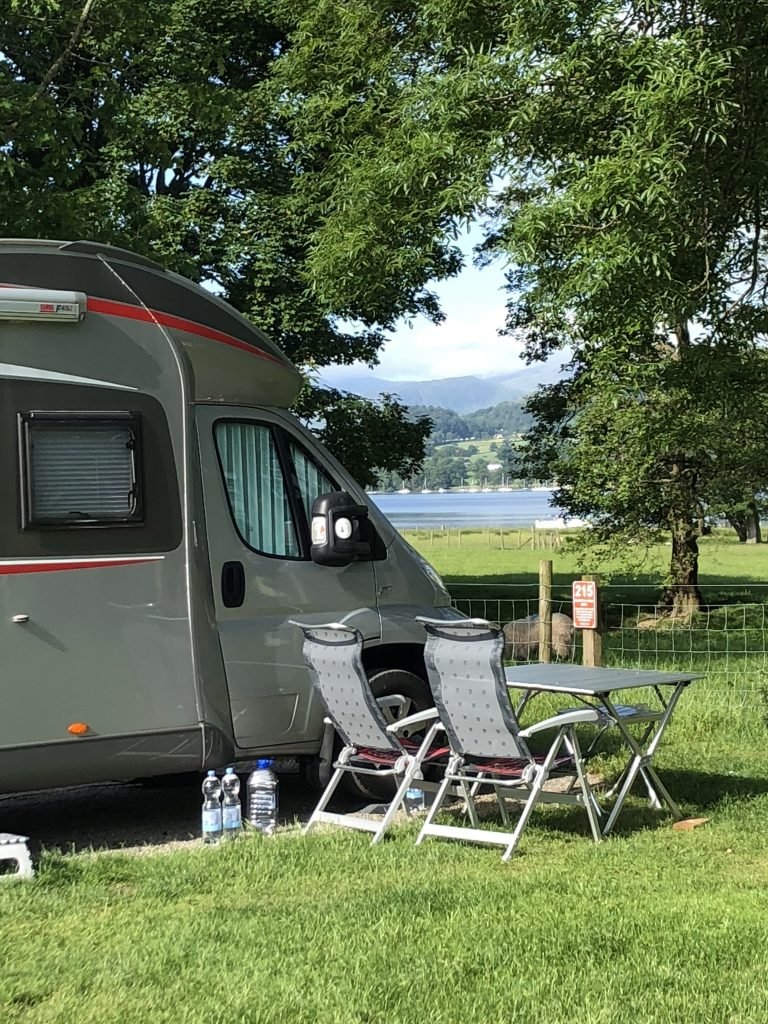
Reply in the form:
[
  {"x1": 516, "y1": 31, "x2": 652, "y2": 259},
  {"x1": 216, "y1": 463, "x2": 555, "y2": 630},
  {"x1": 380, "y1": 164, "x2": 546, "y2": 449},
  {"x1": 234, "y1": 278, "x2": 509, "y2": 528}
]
[{"x1": 323, "y1": 227, "x2": 536, "y2": 385}]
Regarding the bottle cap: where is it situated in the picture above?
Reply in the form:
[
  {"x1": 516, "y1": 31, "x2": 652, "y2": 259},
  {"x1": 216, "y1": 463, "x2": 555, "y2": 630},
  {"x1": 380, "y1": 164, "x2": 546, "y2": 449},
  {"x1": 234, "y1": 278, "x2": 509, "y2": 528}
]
[
  {"x1": 256, "y1": 758, "x2": 272, "y2": 769},
  {"x1": 207, "y1": 769, "x2": 216, "y2": 776},
  {"x1": 226, "y1": 766, "x2": 235, "y2": 773}
]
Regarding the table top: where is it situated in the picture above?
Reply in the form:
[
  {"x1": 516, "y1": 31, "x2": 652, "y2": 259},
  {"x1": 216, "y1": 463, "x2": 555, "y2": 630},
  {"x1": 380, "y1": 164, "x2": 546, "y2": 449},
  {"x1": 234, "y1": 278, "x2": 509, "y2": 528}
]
[{"x1": 503, "y1": 662, "x2": 703, "y2": 696}]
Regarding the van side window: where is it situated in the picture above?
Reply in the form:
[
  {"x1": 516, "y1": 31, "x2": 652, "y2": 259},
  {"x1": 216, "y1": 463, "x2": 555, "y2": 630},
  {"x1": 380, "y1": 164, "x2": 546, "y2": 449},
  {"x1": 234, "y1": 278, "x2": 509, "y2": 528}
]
[
  {"x1": 20, "y1": 412, "x2": 142, "y2": 527},
  {"x1": 215, "y1": 422, "x2": 299, "y2": 558},
  {"x1": 289, "y1": 442, "x2": 337, "y2": 524}
]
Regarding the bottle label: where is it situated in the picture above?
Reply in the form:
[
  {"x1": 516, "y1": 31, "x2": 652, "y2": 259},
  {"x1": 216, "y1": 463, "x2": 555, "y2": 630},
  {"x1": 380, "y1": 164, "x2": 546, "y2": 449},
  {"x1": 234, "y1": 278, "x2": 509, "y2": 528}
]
[
  {"x1": 223, "y1": 806, "x2": 242, "y2": 830},
  {"x1": 202, "y1": 808, "x2": 222, "y2": 833}
]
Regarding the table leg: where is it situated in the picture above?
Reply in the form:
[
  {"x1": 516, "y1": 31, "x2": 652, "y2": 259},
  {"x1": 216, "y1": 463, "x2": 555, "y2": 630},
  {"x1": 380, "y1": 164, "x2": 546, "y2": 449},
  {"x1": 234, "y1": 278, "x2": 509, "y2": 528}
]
[{"x1": 601, "y1": 684, "x2": 686, "y2": 836}]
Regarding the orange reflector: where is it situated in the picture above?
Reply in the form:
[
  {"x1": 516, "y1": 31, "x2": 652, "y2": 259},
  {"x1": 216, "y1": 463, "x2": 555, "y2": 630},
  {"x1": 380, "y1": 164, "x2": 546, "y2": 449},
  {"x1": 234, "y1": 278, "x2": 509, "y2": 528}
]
[{"x1": 67, "y1": 722, "x2": 89, "y2": 736}]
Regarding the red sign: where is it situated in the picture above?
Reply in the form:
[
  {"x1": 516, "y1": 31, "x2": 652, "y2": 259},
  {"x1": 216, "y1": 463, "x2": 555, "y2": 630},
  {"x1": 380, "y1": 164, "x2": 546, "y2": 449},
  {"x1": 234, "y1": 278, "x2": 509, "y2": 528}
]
[{"x1": 572, "y1": 580, "x2": 598, "y2": 629}]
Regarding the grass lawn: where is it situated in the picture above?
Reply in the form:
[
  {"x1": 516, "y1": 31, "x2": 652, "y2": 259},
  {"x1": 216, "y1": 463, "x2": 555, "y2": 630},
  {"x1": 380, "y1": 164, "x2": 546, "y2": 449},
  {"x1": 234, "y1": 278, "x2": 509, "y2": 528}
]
[
  {"x1": 3, "y1": 667, "x2": 768, "y2": 1023},
  {"x1": 2, "y1": 737, "x2": 768, "y2": 1024},
  {"x1": 3, "y1": 533, "x2": 768, "y2": 1022},
  {"x1": 403, "y1": 527, "x2": 768, "y2": 596}
]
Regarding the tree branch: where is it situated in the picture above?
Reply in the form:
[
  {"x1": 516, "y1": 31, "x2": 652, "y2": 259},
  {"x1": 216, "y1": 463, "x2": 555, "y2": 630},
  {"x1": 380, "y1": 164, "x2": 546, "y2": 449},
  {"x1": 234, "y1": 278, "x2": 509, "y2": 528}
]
[
  {"x1": 7, "y1": 0, "x2": 99, "y2": 135},
  {"x1": 722, "y1": 190, "x2": 762, "y2": 318}
]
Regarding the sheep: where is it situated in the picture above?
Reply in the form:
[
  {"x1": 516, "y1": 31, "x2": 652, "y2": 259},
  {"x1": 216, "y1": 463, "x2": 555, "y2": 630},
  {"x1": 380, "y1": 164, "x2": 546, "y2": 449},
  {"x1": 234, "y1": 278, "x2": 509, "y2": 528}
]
[{"x1": 503, "y1": 612, "x2": 575, "y2": 662}]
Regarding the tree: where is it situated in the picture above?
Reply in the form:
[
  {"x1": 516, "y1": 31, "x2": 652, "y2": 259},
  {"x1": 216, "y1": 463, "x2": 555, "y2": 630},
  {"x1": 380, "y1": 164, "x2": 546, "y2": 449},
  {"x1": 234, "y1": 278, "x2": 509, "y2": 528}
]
[
  {"x1": 526, "y1": 348, "x2": 768, "y2": 611},
  {"x1": 277, "y1": 1, "x2": 768, "y2": 608},
  {"x1": 0, "y1": 0, "x2": 436, "y2": 482},
  {"x1": 407, "y1": 405, "x2": 471, "y2": 442},
  {"x1": 495, "y1": 439, "x2": 521, "y2": 480},
  {"x1": 467, "y1": 455, "x2": 489, "y2": 486}
]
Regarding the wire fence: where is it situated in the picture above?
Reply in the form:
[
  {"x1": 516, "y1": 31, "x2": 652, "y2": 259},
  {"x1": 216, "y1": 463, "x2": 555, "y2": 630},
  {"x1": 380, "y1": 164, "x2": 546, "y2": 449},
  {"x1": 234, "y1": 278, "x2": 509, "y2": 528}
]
[{"x1": 449, "y1": 583, "x2": 768, "y2": 717}]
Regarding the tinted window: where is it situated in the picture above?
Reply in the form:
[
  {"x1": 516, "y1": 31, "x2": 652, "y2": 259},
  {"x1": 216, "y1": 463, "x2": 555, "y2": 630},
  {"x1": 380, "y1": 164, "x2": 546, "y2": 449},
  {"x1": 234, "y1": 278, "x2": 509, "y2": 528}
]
[
  {"x1": 290, "y1": 442, "x2": 337, "y2": 523},
  {"x1": 215, "y1": 421, "x2": 299, "y2": 558},
  {"x1": 21, "y1": 413, "x2": 141, "y2": 527}
]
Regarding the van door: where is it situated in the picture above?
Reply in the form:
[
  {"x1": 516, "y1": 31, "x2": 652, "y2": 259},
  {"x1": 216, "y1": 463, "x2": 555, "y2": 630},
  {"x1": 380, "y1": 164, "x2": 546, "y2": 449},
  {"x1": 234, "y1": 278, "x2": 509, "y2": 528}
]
[{"x1": 196, "y1": 406, "x2": 380, "y2": 752}]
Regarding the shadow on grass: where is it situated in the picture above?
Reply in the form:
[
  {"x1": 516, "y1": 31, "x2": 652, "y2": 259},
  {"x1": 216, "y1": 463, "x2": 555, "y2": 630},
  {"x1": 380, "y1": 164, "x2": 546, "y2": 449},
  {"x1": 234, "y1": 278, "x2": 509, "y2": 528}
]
[
  {"x1": 0, "y1": 775, "x2": 363, "y2": 859},
  {"x1": 447, "y1": 766, "x2": 768, "y2": 843}
]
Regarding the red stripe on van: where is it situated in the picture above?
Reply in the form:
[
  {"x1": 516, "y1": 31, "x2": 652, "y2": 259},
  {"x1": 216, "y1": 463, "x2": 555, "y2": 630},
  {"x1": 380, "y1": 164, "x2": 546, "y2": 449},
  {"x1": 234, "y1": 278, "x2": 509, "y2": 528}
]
[
  {"x1": 0, "y1": 558, "x2": 162, "y2": 575},
  {"x1": 86, "y1": 297, "x2": 286, "y2": 366}
]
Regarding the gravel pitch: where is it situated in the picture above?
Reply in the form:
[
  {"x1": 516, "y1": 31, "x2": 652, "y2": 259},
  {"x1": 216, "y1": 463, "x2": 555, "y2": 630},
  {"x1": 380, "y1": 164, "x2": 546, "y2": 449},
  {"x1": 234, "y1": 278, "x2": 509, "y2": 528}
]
[{"x1": 0, "y1": 774, "x2": 357, "y2": 858}]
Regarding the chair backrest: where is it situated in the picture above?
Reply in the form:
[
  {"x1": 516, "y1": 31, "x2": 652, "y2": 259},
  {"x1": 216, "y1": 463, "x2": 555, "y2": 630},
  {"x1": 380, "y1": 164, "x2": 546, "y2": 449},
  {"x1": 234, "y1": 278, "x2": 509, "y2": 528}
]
[
  {"x1": 291, "y1": 620, "x2": 401, "y2": 753},
  {"x1": 417, "y1": 617, "x2": 530, "y2": 760}
]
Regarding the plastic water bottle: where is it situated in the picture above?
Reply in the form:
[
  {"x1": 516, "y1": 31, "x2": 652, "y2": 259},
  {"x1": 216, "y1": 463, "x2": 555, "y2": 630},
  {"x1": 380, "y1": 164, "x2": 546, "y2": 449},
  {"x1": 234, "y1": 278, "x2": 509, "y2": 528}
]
[
  {"x1": 221, "y1": 766, "x2": 242, "y2": 840},
  {"x1": 247, "y1": 759, "x2": 278, "y2": 835},
  {"x1": 201, "y1": 770, "x2": 223, "y2": 844},
  {"x1": 405, "y1": 779, "x2": 426, "y2": 815}
]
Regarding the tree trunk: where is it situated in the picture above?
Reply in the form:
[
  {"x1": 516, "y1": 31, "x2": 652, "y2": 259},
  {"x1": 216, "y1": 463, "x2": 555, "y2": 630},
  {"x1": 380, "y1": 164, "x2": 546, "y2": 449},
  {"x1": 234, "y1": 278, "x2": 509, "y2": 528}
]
[
  {"x1": 729, "y1": 516, "x2": 748, "y2": 543},
  {"x1": 746, "y1": 501, "x2": 762, "y2": 544},
  {"x1": 662, "y1": 521, "x2": 703, "y2": 615},
  {"x1": 728, "y1": 504, "x2": 762, "y2": 544}
]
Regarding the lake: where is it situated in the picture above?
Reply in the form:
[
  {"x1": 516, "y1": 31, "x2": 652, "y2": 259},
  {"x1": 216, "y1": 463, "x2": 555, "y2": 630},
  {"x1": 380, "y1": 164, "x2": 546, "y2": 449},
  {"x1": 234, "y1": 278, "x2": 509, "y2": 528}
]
[{"x1": 367, "y1": 489, "x2": 568, "y2": 529}]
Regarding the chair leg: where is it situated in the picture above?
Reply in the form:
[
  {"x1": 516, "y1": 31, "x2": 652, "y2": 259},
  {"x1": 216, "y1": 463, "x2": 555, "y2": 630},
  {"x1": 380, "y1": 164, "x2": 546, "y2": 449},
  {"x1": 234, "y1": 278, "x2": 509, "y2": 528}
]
[
  {"x1": 568, "y1": 728, "x2": 602, "y2": 843},
  {"x1": 469, "y1": 772, "x2": 511, "y2": 825},
  {"x1": 416, "y1": 771, "x2": 454, "y2": 845},
  {"x1": 501, "y1": 766, "x2": 549, "y2": 862},
  {"x1": 460, "y1": 779, "x2": 480, "y2": 827},
  {"x1": 303, "y1": 764, "x2": 347, "y2": 836},
  {"x1": 493, "y1": 776, "x2": 511, "y2": 826},
  {"x1": 371, "y1": 759, "x2": 421, "y2": 845},
  {"x1": 501, "y1": 730, "x2": 567, "y2": 862}
]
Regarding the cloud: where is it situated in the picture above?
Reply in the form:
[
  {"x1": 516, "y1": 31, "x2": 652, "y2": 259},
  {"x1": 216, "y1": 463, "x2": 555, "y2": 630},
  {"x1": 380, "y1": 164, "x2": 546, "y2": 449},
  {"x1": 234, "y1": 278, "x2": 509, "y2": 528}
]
[{"x1": 327, "y1": 256, "x2": 528, "y2": 383}]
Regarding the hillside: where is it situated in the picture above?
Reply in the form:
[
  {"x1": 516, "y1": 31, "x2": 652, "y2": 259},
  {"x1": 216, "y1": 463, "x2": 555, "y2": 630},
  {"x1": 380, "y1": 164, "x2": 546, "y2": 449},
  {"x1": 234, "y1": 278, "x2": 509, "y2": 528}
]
[
  {"x1": 325, "y1": 359, "x2": 565, "y2": 414},
  {"x1": 408, "y1": 400, "x2": 532, "y2": 441}
]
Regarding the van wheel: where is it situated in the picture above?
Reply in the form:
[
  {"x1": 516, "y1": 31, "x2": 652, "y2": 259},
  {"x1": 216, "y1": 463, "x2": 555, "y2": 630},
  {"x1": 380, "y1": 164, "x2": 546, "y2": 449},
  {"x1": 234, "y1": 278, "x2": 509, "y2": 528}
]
[{"x1": 342, "y1": 668, "x2": 434, "y2": 800}]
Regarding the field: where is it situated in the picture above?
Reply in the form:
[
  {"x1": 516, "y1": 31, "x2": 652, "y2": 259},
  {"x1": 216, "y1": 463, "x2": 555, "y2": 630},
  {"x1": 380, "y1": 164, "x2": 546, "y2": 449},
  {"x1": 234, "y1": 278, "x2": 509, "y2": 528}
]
[
  {"x1": 2, "y1": 531, "x2": 768, "y2": 1023},
  {"x1": 433, "y1": 437, "x2": 507, "y2": 455},
  {"x1": 402, "y1": 526, "x2": 768, "y2": 594}
]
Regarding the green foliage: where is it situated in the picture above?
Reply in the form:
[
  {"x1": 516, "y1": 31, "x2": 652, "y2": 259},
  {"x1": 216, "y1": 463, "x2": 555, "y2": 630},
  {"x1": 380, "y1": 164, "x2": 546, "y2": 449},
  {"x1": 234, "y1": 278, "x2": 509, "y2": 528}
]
[
  {"x1": 408, "y1": 405, "x2": 472, "y2": 443},
  {"x1": 296, "y1": 383, "x2": 431, "y2": 488},
  {"x1": 409, "y1": 399, "x2": 531, "y2": 443},
  {"x1": 276, "y1": 1, "x2": 768, "y2": 600},
  {"x1": 0, "y1": 0, "x2": 437, "y2": 482}
]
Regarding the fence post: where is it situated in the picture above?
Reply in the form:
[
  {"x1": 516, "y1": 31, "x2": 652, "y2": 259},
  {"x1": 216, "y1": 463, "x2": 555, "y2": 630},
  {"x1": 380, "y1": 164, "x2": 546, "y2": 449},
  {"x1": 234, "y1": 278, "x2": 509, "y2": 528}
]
[
  {"x1": 581, "y1": 573, "x2": 603, "y2": 667},
  {"x1": 539, "y1": 559, "x2": 553, "y2": 663}
]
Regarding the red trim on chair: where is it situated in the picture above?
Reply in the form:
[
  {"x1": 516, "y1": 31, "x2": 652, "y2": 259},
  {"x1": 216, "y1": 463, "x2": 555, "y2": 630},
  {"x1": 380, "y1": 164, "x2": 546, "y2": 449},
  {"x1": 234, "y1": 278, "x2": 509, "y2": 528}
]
[
  {"x1": 465, "y1": 752, "x2": 574, "y2": 778},
  {"x1": 352, "y1": 740, "x2": 450, "y2": 767}
]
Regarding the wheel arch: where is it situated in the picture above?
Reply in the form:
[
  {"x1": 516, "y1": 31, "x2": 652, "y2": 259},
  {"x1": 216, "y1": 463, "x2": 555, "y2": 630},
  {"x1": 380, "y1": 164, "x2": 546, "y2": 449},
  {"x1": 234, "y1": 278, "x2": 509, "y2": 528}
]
[{"x1": 361, "y1": 642, "x2": 427, "y2": 682}]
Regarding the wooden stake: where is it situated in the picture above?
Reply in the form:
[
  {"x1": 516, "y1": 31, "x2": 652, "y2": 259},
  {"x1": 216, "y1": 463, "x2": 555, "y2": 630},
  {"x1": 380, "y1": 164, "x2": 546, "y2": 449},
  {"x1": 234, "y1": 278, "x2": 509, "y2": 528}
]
[
  {"x1": 581, "y1": 574, "x2": 603, "y2": 667},
  {"x1": 539, "y1": 559, "x2": 553, "y2": 663}
]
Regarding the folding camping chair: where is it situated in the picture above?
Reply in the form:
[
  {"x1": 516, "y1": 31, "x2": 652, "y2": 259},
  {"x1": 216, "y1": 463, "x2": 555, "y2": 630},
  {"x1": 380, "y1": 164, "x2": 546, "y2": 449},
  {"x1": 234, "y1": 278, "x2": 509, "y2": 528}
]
[
  {"x1": 292, "y1": 620, "x2": 452, "y2": 844},
  {"x1": 416, "y1": 617, "x2": 603, "y2": 861}
]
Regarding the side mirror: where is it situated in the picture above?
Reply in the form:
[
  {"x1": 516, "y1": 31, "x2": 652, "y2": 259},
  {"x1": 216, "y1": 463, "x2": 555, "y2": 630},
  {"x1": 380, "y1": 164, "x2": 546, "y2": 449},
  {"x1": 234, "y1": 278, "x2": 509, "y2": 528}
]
[{"x1": 310, "y1": 491, "x2": 371, "y2": 567}]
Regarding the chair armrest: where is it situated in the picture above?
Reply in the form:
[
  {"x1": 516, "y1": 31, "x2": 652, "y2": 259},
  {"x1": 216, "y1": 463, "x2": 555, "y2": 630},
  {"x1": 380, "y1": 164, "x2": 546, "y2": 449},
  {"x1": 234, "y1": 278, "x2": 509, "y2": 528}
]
[
  {"x1": 385, "y1": 707, "x2": 441, "y2": 733},
  {"x1": 519, "y1": 708, "x2": 601, "y2": 737}
]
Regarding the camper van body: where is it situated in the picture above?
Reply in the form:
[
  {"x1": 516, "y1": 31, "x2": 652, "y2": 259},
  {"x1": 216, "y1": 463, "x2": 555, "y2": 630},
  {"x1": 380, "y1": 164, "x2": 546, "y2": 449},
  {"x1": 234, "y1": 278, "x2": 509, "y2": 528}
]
[{"x1": 0, "y1": 239, "x2": 453, "y2": 794}]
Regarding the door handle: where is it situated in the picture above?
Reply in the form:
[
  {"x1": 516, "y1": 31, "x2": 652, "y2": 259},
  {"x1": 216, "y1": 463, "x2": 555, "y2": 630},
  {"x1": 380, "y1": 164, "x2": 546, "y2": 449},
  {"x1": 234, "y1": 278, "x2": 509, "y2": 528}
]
[{"x1": 221, "y1": 561, "x2": 246, "y2": 608}]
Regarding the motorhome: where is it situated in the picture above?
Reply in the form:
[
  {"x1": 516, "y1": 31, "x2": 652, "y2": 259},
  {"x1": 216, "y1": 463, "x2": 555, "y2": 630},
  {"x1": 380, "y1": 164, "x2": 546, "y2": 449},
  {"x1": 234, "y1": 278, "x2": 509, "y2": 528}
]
[{"x1": 0, "y1": 239, "x2": 456, "y2": 796}]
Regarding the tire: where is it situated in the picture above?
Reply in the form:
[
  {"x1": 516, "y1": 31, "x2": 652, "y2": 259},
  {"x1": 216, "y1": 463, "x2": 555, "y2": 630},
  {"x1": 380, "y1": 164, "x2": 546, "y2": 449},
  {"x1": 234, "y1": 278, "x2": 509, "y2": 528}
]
[{"x1": 342, "y1": 668, "x2": 434, "y2": 800}]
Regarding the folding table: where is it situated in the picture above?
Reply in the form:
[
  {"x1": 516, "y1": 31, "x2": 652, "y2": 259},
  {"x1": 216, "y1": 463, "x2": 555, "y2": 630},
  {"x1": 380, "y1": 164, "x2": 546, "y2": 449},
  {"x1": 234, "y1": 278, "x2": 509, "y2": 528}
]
[{"x1": 503, "y1": 663, "x2": 703, "y2": 835}]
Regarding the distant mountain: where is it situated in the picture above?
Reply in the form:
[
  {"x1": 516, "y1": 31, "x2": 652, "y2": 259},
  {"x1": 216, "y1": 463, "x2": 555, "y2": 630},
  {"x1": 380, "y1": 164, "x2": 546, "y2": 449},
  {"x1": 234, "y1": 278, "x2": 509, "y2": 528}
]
[{"x1": 326, "y1": 359, "x2": 566, "y2": 414}]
